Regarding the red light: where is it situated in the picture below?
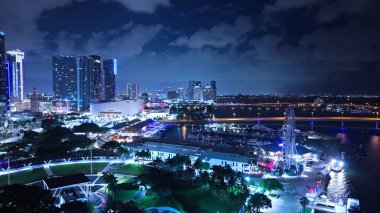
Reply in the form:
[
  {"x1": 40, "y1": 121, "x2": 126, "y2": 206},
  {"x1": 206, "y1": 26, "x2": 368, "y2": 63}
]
[{"x1": 47, "y1": 116, "x2": 52, "y2": 120}]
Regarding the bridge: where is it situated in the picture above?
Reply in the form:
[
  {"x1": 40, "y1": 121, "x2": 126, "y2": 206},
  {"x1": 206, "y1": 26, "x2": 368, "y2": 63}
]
[{"x1": 162, "y1": 116, "x2": 380, "y2": 123}]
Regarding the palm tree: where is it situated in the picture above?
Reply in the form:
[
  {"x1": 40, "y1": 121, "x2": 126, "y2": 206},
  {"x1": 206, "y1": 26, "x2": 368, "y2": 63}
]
[
  {"x1": 299, "y1": 197, "x2": 310, "y2": 213},
  {"x1": 245, "y1": 193, "x2": 272, "y2": 213},
  {"x1": 103, "y1": 172, "x2": 118, "y2": 200},
  {"x1": 135, "y1": 149, "x2": 151, "y2": 165}
]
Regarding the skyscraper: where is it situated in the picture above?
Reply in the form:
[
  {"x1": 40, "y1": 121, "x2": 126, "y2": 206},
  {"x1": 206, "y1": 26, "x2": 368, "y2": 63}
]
[
  {"x1": 0, "y1": 32, "x2": 9, "y2": 110},
  {"x1": 177, "y1": 87, "x2": 184, "y2": 99},
  {"x1": 203, "y1": 85, "x2": 213, "y2": 101},
  {"x1": 211, "y1": 80, "x2": 217, "y2": 100},
  {"x1": 187, "y1": 80, "x2": 201, "y2": 100},
  {"x1": 193, "y1": 85, "x2": 203, "y2": 101},
  {"x1": 77, "y1": 56, "x2": 93, "y2": 110},
  {"x1": 127, "y1": 83, "x2": 139, "y2": 100},
  {"x1": 6, "y1": 49, "x2": 24, "y2": 101},
  {"x1": 52, "y1": 55, "x2": 78, "y2": 110},
  {"x1": 89, "y1": 55, "x2": 101, "y2": 102},
  {"x1": 102, "y1": 59, "x2": 116, "y2": 101}
]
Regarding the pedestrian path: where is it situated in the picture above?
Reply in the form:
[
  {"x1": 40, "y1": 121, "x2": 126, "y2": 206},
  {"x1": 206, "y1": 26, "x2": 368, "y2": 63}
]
[
  {"x1": 100, "y1": 162, "x2": 114, "y2": 173},
  {"x1": 44, "y1": 166, "x2": 54, "y2": 176}
]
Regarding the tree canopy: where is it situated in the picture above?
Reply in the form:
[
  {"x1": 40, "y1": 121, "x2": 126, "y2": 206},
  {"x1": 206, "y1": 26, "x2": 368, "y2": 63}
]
[
  {"x1": 73, "y1": 123, "x2": 101, "y2": 133},
  {"x1": 166, "y1": 154, "x2": 191, "y2": 167},
  {"x1": 105, "y1": 200, "x2": 144, "y2": 213},
  {"x1": 60, "y1": 201, "x2": 94, "y2": 213},
  {"x1": 300, "y1": 197, "x2": 310, "y2": 213},
  {"x1": 0, "y1": 184, "x2": 58, "y2": 213},
  {"x1": 245, "y1": 193, "x2": 272, "y2": 213},
  {"x1": 259, "y1": 178, "x2": 284, "y2": 192},
  {"x1": 41, "y1": 118, "x2": 62, "y2": 130}
]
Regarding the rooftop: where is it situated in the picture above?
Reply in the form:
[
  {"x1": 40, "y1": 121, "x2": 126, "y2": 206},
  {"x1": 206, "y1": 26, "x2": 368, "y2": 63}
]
[
  {"x1": 43, "y1": 173, "x2": 90, "y2": 189},
  {"x1": 133, "y1": 141, "x2": 251, "y2": 163}
]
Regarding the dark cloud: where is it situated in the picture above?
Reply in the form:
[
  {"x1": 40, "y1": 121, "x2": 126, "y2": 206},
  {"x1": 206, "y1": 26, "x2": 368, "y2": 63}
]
[{"x1": 1, "y1": 0, "x2": 380, "y2": 94}]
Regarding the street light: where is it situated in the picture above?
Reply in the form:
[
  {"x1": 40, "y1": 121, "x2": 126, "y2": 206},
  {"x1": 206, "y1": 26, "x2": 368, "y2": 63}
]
[
  {"x1": 311, "y1": 111, "x2": 314, "y2": 118},
  {"x1": 377, "y1": 111, "x2": 379, "y2": 119}
]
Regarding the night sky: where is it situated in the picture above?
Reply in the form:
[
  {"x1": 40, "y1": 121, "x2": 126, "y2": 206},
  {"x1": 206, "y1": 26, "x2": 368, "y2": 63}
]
[{"x1": 1, "y1": 0, "x2": 380, "y2": 95}]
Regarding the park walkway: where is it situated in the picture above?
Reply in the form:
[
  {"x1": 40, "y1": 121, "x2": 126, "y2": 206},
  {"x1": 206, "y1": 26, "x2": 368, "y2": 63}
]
[
  {"x1": 43, "y1": 166, "x2": 54, "y2": 176},
  {"x1": 100, "y1": 162, "x2": 114, "y2": 173}
]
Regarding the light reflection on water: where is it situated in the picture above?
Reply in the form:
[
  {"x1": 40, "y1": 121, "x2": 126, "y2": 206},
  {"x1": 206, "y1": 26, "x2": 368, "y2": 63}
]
[
  {"x1": 336, "y1": 132, "x2": 348, "y2": 143},
  {"x1": 327, "y1": 170, "x2": 351, "y2": 202},
  {"x1": 181, "y1": 125, "x2": 187, "y2": 140}
]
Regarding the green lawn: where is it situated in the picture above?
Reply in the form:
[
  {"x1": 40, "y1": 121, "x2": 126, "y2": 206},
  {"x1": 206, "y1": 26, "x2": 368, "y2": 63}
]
[
  {"x1": 50, "y1": 162, "x2": 108, "y2": 176},
  {"x1": 0, "y1": 168, "x2": 48, "y2": 186},
  {"x1": 114, "y1": 189, "x2": 140, "y2": 201},
  {"x1": 136, "y1": 195, "x2": 185, "y2": 212},
  {"x1": 173, "y1": 187, "x2": 242, "y2": 213},
  {"x1": 134, "y1": 187, "x2": 240, "y2": 213},
  {"x1": 117, "y1": 176, "x2": 133, "y2": 184},
  {"x1": 109, "y1": 164, "x2": 149, "y2": 176}
]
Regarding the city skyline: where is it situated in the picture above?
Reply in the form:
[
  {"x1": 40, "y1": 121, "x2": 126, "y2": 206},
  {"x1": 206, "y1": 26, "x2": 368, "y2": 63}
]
[{"x1": 1, "y1": 0, "x2": 380, "y2": 95}]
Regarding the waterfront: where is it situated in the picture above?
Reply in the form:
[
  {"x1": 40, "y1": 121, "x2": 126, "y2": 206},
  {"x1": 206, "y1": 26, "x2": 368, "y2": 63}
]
[{"x1": 164, "y1": 118, "x2": 379, "y2": 212}]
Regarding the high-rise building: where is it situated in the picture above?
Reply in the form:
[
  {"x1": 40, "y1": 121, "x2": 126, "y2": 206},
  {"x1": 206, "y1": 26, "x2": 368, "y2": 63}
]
[
  {"x1": 187, "y1": 80, "x2": 201, "y2": 100},
  {"x1": 0, "y1": 32, "x2": 9, "y2": 110},
  {"x1": 52, "y1": 55, "x2": 78, "y2": 110},
  {"x1": 89, "y1": 55, "x2": 102, "y2": 102},
  {"x1": 193, "y1": 85, "x2": 203, "y2": 101},
  {"x1": 203, "y1": 85, "x2": 213, "y2": 101},
  {"x1": 167, "y1": 90, "x2": 179, "y2": 100},
  {"x1": 30, "y1": 87, "x2": 39, "y2": 113},
  {"x1": 6, "y1": 49, "x2": 24, "y2": 101},
  {"x1": 127, "y1": 83, "x2": 139, "y2": 100},
  {"x1": 211, "y1": 80, "x2": 217, "y2": 100},
  {"x1": 102, "y1": 59, "x2": 116, "y2": 101},
  {"x1": 177, "y1": 87, "x2": 184, "y2": 99},
  {"x1": 140, "y1": 92, "x2": 149, "y2": 103},
  {"x1": 77, "y1": 56, "x2": 93, "y2": 110}
]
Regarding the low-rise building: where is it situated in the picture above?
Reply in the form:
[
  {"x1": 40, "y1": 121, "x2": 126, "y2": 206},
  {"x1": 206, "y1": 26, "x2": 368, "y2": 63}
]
[{"x1": 128, "y1": 142, "x2": 254, "y2": 173}]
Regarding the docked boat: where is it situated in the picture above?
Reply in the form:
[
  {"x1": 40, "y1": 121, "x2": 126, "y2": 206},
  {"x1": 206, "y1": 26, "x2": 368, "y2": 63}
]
[
  {"x1": 328, "y1": 159, "x2": 344, "y2": 172},
  {"x1": 305, "y1": 131, "x2": 323, "y2": 140}
]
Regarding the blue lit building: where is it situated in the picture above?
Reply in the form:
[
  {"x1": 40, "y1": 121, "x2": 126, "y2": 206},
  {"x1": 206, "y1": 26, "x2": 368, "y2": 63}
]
[
  {"x1": 0, "y1": 31, "x2": 9, "y2": 111},
  {"x1": 6, "y1": 49, "x2": 24, "y2": 102},
  {"x1": 102, "y1": 59, "x2": 116, "y2": 101},
  {"x1": 77, "y1": 56, "x2": 93, "y2": 110},
  {"x1": 89, "y1": 55, "x2": 102, "y2": 102},
  {"x1": 52, "y1": 55, "x2": 78, "y2": 110}
]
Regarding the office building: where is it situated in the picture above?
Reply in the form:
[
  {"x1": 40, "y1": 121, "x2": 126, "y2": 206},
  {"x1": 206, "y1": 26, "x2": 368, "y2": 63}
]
[
  {"x1": 102, "y1": 59, "x2": 116, "y2": 101},
  {"x1": 30, "y1": 87, "x2": 39, "y2": 113},
  {"x1": 52, "y1": 55, "x2": 78, "y2": 110},
  {"x1": 187, "y1": 80, "x2": 201, "y2": 100},
  {"x1": 167, "y1": 90, "x2": 179, "y2": 100},
  {"x1": 211, "y1": 80, "x2": 217, "y2": 100},
  {"x1": 6, "y1": 49, "x2": 24, "y2": 101},
  {"x1": 0, "y1": 32, "x2": 8, "y2": 110},
  {"x1": 193, "y1": 85, "x2": 203, "y2": 101},
  {"x1": 89, "y1": 55, "x2": 102, "y2": 102},
  {"x1": 177, "y1": 87, "x2": 184, "y2": 99},
  {"x1": 140, "y1": 92, "x2": 149, "y2": 103},
  {"x1": 127, "y1": 83, "x2": 139, "y2": 100},
  {"x1": 203, "y1": 85, "x2": 213, "y2": 101},
  {"x1": 77, "y1": 56, "x2": 93, "y2": 110}
]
